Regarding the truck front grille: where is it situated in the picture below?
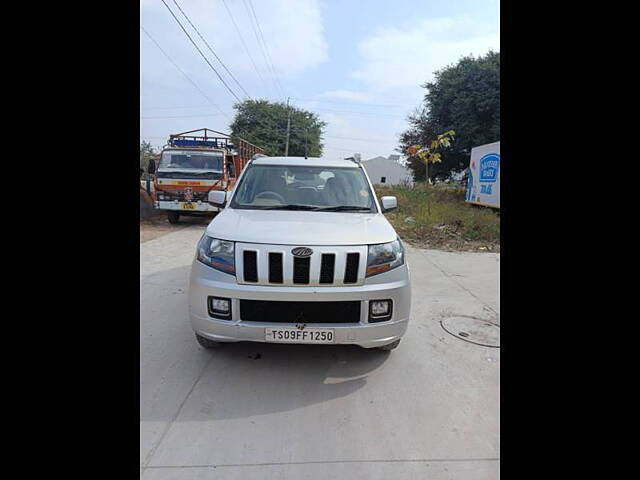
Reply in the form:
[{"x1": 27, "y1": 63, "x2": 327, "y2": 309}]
[{"x1": 240, "y1": 300, "x2": 361, "y2": 323}]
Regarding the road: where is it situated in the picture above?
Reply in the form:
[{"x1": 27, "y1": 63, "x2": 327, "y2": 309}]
[{"x1": 140, "y1": 224, "x2": 500, "y2": 479}]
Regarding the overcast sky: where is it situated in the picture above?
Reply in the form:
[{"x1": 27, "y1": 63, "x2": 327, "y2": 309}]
[{"x1": 140, "y1": 0, "x2": 499, "y2": 159}]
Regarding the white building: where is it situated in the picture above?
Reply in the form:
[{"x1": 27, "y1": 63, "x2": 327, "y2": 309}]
[{"x1": 362, "y1": 154, "x2": 413, "y2": 186}]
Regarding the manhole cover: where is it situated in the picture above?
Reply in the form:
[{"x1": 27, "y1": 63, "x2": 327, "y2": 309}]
[{"x1": 440, "y1": 316, "x2": 500, "y2": 347}]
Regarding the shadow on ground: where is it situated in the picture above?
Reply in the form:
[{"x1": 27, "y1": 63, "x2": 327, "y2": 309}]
[
  {"x1": 141, "y1": 265, "x2": 391, "y2": 422},
  {"x1": 176, "y1": 341, "x2": 391, "y2": 421}
]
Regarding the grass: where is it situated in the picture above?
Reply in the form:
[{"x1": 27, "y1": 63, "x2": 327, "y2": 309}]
[{"x1": 375, "y1": 182, "x2": 500, "y2": 251}]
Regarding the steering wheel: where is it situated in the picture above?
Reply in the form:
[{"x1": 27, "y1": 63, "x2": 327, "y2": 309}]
[{"x1": 254, "y1": 191, "x2": 285, "y2": 203}]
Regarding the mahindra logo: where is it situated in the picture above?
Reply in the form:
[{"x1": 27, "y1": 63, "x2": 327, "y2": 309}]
[{"x1": 291, "y1": 247, "x2": 313, "y2": 258}]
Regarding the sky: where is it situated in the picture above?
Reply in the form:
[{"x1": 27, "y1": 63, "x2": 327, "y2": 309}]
[{"x1": 140, "y1": 0, "x2": 499, "y2": 160}]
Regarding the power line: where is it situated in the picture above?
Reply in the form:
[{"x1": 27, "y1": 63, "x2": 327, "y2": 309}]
[
  {"x1": 292, "y1": 97, "x2": 417, "y2": 109},
  {"x1": 221, "y1": 0, "x2": 271, "y2": 99},
  {"x1": 278, "y1": 124, "x2": 397, "y2": 144},
  {"x1": 160, "y1": 0, "x2": 242, "y2": 103},
  {"x1": 247, "y1": 0, "x2": 285, "y2": 98},
  {"x1": 312, "y1": 106, "x2": 406, "y2": 118},
  {"x1": 241, "y1": 0, "x2": 284, "y2": 99},
  {"x1": 170, "y1": 0, "x2": 251, "y2": 100},
  {"x1": 140, "y1": 104, "x2": 210, "y2": 110},
  {"x1": 140, "y1": 25, "x2": 229, "y2": 121},
  {"x1": 140, "y1": 113, "x2": 231, "y2": 119}
]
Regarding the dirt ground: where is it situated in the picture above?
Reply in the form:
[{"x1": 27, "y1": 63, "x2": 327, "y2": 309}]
[
  {"x1": 398, "y1": 235, "x2": 500, "y2": 253},
  {"x1": 140, "y1": 212, "x2": 211, "y2": 243}
]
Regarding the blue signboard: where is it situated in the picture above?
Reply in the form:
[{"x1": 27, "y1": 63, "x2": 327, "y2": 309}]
[
  {"x1": 479, "y1": 153, "x2": 500, "y2": 182},
  {"x1": 171, "y1": 139, "x2": 221, "y2": 148},
  {"x1": 466, "y1": 141, "x2": 500, "y2": 208}
]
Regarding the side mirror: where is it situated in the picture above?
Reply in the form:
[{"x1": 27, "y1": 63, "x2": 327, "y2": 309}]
[
  {"x1": 380, "y1": 196, "x2": 397, "y2": 212},
  {"x1": 208, "y1": 190, "x2": 227, "y2": 207}
]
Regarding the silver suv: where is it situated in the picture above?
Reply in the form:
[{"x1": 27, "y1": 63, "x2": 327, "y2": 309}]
[{"x1": 188, "y1": 156, "x2": 411, "y2": 350}]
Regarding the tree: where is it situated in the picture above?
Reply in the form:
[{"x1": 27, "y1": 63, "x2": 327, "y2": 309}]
[
  {"x1": 230, "y1": 99, "x2": 326, "y2": 157},
  {"x1": 399, "y1": 51, "x2": 499, "y2": 181},
  {"x1": 408, "y1": 130, "x2": 456, "y2": 185},
  {"x1": 140, "y1": 141, "x2": 157, "y2": 179}
]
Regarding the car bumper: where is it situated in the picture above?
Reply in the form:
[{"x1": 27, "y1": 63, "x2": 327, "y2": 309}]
[
  {"x1": 155, "y1": 200, "x2": 219, "y2": 212},
  {"x1": 188, "y1": 260, "x2": 411, "y2": 348}
]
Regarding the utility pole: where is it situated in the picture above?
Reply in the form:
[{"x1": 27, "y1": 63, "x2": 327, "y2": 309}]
[{"x1": 284, "y1": 97, "x2": 291, "y2": 156}]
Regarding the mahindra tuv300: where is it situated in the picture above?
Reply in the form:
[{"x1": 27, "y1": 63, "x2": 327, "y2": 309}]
[{"x1": 188, "y1": 155, "x2": 411, "y2": 351}]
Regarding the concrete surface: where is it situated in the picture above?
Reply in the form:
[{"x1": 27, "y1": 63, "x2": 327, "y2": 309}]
[{"x1": 140, "y1": 225, "x2": 500, "y2": 479}]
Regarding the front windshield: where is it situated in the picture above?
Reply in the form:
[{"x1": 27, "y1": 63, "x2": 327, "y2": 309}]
[
  {"x1": 159, "y1": 150, "x2": 223, "y2": 171},
  {"x1": 230, "y1": 164, "x2": 377, "y2": 212}
]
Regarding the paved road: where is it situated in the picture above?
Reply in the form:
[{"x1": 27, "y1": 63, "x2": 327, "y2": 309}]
[{"x1": 140, "y1": 225, "x2": 500, "y2": 479}]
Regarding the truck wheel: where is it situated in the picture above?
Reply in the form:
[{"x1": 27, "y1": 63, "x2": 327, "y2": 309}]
[
  {"x1": 378, "y1": 339, "x2": 400, "y2": 351},
  {"x1": 195, "y1": 333, "x2": 222, "y2": 349},
  {"x1": 167, "y1": 211, "x2": 180, "y2": 224}
]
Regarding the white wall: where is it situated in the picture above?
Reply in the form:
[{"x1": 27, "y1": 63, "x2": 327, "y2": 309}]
[{"x1": 363, "y1": 156, "x2": 413, "y2": 186}]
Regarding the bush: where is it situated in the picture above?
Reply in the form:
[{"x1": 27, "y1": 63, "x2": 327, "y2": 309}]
[{"x1": 375, "y1": 182, "x2": 499, "y2": 250}]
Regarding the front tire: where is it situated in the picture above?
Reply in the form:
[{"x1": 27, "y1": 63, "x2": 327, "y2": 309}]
[
  {"x1": 167, "y1": 211, "x2": 180, "y2": 224},
  {"x1": 195, "y1": 333, "x2": 222, "y2": 349},
  {"x1": 378, "y1": 339, "x2": 401, "y2": 351}
]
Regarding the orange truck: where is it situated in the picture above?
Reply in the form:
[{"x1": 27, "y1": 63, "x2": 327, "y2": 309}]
[{"x1": 153, "y1": 128, "x2": 264, "y2": 224}]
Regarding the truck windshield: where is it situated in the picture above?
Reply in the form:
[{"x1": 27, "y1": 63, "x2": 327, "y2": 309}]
[
  {"x1": 159, "y1": 151, "x2": 223, "y2": 171},
  {"x1": 230, "y1": 164, "x2": 377, "y2": 212}
]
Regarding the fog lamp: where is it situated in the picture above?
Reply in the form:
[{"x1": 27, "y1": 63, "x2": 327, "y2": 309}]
[
  {"x1": 370, "y1": 300, "x2": 390, "y2": 316},
  {"x1": 208, "y1": 296, "x2": 231, "y2": 319},
  {"x1": 369, "y1": 299, "x2": 393, "y2": 322}
]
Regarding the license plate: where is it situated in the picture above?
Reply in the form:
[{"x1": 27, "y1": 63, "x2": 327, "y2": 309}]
[
  {"x1": 182, "y1": 202, "x2": 195, "y2": 210},
  {"x1": 265, "y1": 327, "x2": 335, "y2": 344}
]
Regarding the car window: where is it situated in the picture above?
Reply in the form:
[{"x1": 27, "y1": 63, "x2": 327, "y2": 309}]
[{"x1": 230, "y1": 164, "x2": 375, "y2": 211}]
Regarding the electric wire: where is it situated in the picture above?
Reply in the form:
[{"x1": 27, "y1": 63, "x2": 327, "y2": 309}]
[
  {"x1": 171, "y1": 0, "x2": 252, "y2": 99},
  {"x1": 246, "y1": 0, "x2": 284, "y2": 97},
  {"x1": 241, "y1": 0, "x2": 284, "y2": 99},
  {"x1": 221, "y1": 0, "x2": 271, "y2": 99},
  {"x1": 160, "y1": 0, "x2": 242, "y2": 103},
  {"x1": 140, "y1": 25, "x2": 229, "y2": 121}
]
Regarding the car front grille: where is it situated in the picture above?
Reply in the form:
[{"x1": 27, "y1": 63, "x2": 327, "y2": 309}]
[
  {"x1": 240, "y1": 300, "x2": 361, "y2": 323},
  {"x1": 319, "y1": 254, "x2": 335, "y2": 284},
  {"x1": 237, "y1": 243, "x2": 367, "y2": 287},
  {"x1": 243, "y1": 251, "x2": 258, "y2": 282},
  {"x1": 344, "y1": 253, "x2": 360, "y2": 284},
  {"x1": 293, "y1": 257, "x2": 311, "y2": 284},
  {"x1": 268, "y1": 252, "x2": 283, "y2": 283}
]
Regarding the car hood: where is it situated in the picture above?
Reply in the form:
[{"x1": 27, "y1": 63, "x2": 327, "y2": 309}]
[{"x1": 205, "y1": 209, "x2": 398, "y2": 245}]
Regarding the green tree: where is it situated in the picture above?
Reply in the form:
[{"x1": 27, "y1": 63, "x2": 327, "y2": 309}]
[
  {"x1": 140, "y1": 141, "x2": 157, "y2": 179},
  {"x1": 408, "y1": 130, "x2": 456, "y2": 184},
  {"x1": 230, "y1": 99, "x2": 326, "y2": 157},
  {"x1": 399, "y1": 51, "x2": 499, "y2": 181}
]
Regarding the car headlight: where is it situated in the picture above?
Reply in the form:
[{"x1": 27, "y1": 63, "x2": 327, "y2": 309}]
[
  {"x1": 197, "y1": 236, "x2": 235, "y2": 275},
  {"x1": 366, "y1": 238, "x2": 404, "y2": 277}
]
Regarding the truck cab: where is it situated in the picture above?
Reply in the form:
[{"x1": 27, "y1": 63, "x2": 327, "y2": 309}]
[{"x1": 153, "y1": 128, "x2": 263, "y2": 224}]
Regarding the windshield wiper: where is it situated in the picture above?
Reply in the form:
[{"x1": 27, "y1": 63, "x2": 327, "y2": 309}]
[
  {"x1": 315, "y1": 205, "x2": 372, "y2": 212},
  {"x1": 259, "y1": 204, "x2": 322, "y2": 210}
]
